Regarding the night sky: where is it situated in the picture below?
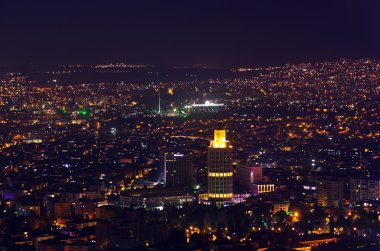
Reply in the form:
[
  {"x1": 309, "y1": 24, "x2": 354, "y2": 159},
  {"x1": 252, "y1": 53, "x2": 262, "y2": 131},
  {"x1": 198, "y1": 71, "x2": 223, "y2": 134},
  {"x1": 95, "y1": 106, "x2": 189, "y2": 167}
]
[{"x1": 1, "y1": 1, "x2": 380, "y2": 67}]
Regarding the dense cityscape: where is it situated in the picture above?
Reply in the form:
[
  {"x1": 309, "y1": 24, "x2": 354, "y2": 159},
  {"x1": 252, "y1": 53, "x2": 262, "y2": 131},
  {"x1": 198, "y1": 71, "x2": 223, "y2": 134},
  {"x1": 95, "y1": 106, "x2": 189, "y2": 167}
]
[
  {"x1": 0, "y1": 58, "x2": 379, "y2": 250},
  {"x1": 2, "y1": 1, "x2": 380, "y2": 250}
]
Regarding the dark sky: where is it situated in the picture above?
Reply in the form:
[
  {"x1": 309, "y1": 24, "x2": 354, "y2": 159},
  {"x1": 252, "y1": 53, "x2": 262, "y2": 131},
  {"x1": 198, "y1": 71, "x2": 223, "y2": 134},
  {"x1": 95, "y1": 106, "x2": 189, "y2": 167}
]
[{"x1": 1, "y1": 1, "x2": 380, "y2": 67}]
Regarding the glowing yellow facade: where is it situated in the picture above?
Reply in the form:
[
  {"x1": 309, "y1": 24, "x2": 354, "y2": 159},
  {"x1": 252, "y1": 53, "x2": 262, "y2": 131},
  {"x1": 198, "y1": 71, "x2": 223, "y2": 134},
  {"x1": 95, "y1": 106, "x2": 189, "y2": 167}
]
[
  {"x1": 208, "y1": 172, "x2": 233, "y2": 177},
  {"x1": 208, "y1": 193, "x2": 233, "y2": 199},
  {"x1": 210, "y1": 130, "x2": 230, "y2": 148}
]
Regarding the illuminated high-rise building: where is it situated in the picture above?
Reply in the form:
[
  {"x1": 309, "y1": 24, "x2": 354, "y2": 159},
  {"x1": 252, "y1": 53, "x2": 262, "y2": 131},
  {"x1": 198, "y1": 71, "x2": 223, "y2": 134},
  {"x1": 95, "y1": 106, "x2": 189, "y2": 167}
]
[
  {"x1": 207, "y1": 130, "x2": 233, "y2": 207},
  {"x1": 160, "y1": 153, "x2": 193, "y2": 187}
]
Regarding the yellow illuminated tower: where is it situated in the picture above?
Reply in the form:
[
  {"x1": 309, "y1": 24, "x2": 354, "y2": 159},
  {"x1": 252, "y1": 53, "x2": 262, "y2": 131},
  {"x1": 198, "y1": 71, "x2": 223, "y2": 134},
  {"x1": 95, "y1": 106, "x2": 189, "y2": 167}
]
[{"x1": 208, "y1": 130, "x2": 233, "y2": 207}]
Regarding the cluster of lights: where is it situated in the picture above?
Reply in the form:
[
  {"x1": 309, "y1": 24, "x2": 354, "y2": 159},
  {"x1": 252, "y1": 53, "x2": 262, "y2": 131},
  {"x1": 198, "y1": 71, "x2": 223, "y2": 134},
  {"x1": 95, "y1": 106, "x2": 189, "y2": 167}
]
[
  {"x1": 208, "y1": 193, "x2": 233, "y2": 198},
  {"x1": 208, "y1": 172, "x2": 233, "y2": 177}
]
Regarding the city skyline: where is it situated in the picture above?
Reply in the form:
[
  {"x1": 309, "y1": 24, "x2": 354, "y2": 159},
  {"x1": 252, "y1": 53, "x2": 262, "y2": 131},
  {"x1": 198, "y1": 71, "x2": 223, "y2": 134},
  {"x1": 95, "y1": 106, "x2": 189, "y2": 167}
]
[{"x1": 0, "y1": 2, "x2": 379, "y2": 251}]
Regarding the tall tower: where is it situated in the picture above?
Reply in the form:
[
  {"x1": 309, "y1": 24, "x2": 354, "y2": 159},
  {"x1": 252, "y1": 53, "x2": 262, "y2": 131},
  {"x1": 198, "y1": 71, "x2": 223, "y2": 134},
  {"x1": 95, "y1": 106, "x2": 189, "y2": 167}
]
[{"x1": 208, "y1": 130, "x2": 233, "y2": 207}]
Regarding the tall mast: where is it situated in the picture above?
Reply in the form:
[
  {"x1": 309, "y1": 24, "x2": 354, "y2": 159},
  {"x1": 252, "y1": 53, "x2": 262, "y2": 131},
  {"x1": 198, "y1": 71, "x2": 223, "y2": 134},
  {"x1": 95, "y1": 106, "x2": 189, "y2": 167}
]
[{"x1": 158, "y1": 88, "x2": 161, "y2": 114}]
